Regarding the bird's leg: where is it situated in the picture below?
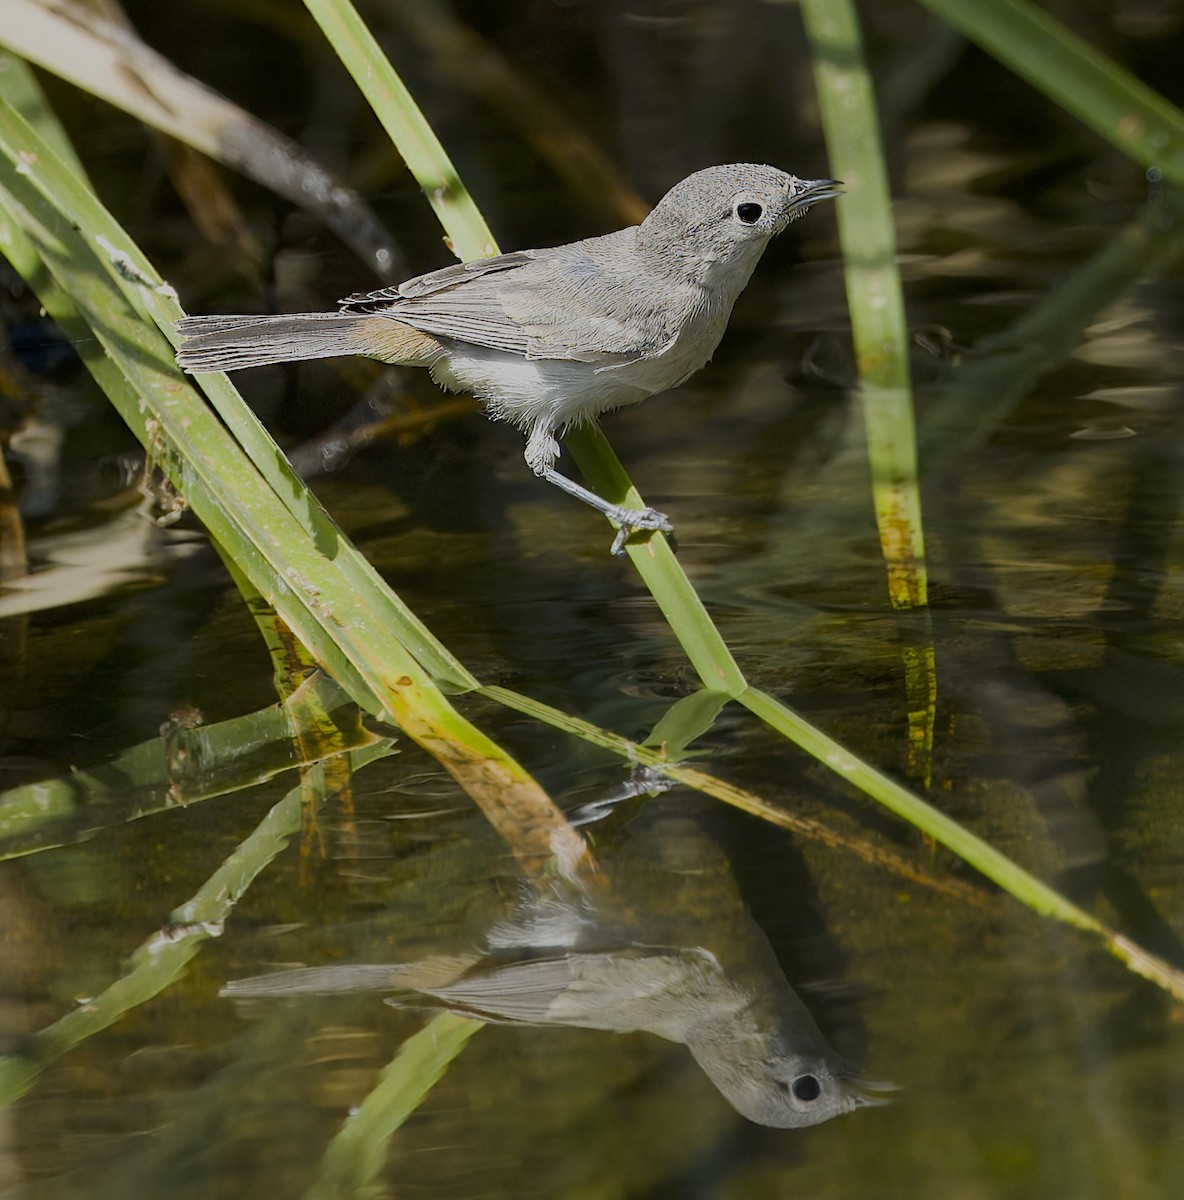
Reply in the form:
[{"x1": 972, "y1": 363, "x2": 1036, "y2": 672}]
[
  {"x1": 540, "y1": 468, "x2": 673, "y2": 555},
  {"x1": 525, "y1": 423, "x2": 672, "y2": 556}
]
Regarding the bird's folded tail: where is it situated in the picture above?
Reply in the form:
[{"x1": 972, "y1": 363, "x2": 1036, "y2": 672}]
[
  {"x1": 175, "y1": 312, "x2": 444, "y2": 373},
  {"x1": 219, "y1": 953, "x2": 478, "y2": 998}
]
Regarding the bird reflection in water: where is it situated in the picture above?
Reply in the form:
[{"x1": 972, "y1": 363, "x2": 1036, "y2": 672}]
[{"x1": 223, "y1": 808, "x2": 894, "y2": 1128}]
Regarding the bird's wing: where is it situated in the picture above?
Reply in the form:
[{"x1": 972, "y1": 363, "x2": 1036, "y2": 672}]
[
  {"x1": 336, "y1": 234, "x2": 662, "y2": 364},
  {"x1": 338, "y1": 251, "x2": 537, "y2": 355},
  {"x1": 420, "y1": 949, "x2": 687, "y2": 1029},
  {"x1": 340, "y1": 250, "x2": 536, "y2": 308},
  {"x1": 336, "y1": 250, "x2": 556, "y2": 357},
  {"x1": 421, "y1": 957, "x2": 580, "y2": 1023}
]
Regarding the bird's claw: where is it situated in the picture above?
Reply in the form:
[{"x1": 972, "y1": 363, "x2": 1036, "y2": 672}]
[{"x1": 609, "y1": 506, "x2": 674, "y2": 556}]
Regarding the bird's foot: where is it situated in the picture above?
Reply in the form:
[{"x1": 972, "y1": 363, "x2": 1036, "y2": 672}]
[{"x1": 608, "y1": 505, "x2": 674, "y2": 556}]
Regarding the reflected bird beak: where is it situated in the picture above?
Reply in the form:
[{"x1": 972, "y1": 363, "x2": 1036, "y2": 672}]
[{"x1": 851, "y1": 1076, "x2": 901, "y2": 1108}]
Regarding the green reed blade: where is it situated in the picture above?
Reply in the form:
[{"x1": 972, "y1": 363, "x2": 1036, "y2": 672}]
[
  {"x1": 919, "y1": 0, "x2": 1184, "y2": 183},
  {"x1": 0, "y1": 743, "x2": 392, "y2": 1106},
  {"x1": 800, "y1": 0, "x2": 928, "y2": 611}
]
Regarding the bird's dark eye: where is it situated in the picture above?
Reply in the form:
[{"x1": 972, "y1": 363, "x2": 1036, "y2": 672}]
[
  {"x1": 735, "y1": 202, "x2": 763, "y2": 224},
  {"x1": 791, "y1": 1074, "x2": 822, "y2": 1102}
]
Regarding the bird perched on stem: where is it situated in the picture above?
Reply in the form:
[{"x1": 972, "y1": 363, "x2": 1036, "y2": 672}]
[{"x1": 177, "y1": 164, "x2": 840, "y2": 553}]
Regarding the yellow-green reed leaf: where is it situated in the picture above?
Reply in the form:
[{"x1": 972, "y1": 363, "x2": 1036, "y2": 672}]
[
  {"x1": 0, "y1": 744, "x2": 392, "y2": 1106},
  {"x1": 308, "y1": 1012, "x2": 482, "y2": 1200},
  {"x1": 0, "y1": 83, "x2": 475, "y2": 692},
  {"x1": 563, "y1": 425, "x2": 748, "y2": 693},
  {"x1": 0, "y1": 674, "x2": 381, "y2": 860},
  {"x1": 0, "y1": 99, "x2": 462, "y2": 708},
  {"x1": 0, "y1": 48, "x2": 88, "y2": 179},
  {"x1": 917, "y1": 0, "x2": 1184, "y2": 184},
  {"x1": 644, "y1": 689, "x2": 732, "y2": 759},
  {"x1": 800, "y1": 0, "x2": 926, "y2": 610},
  {"x1": 737, "y1": 685, "x2": 1184, "y2": 999},
  {"x1": 0, "y1": 100, "x2": 585, "y2": 874},
  {"x1": 302, "y1": 0, "x2": 497, "y2": 261}
]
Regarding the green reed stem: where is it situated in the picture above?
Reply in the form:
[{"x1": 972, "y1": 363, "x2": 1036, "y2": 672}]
[
  {"x1": 800, "y1": 0, "x2": 927, "y2": 610},
  {"x1": 308, "y1": 1012, "x2": 482, "y2": 1199},
  {"x1": 303, "y1": 0, "x2": 497, "y2": 260},
  {"x1": 0, "y1": 743, "x2": 392, "y2": 1105}
]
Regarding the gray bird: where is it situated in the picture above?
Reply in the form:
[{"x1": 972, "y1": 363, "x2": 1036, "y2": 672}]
[
  {"x1": 176, "y1": 164, "x2": 840, "y2": 553},
  {"x1": 223, "y1": 813, "x2": 891, "y2": 1129}
]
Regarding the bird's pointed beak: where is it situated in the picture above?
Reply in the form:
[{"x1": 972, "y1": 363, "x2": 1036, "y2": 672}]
[{"x1": 794, "y1": 178, "x2": 845, "y2": 209}]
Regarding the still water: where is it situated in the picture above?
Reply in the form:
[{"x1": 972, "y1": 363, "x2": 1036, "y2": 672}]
[{"x1": 2, "y1": 2, "x2": 1184, "y2": 1197}]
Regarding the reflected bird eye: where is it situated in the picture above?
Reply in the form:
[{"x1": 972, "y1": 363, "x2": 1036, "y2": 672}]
[{"x1": 791, "y1": 1074, "x2": 822, "y2": 1102}]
